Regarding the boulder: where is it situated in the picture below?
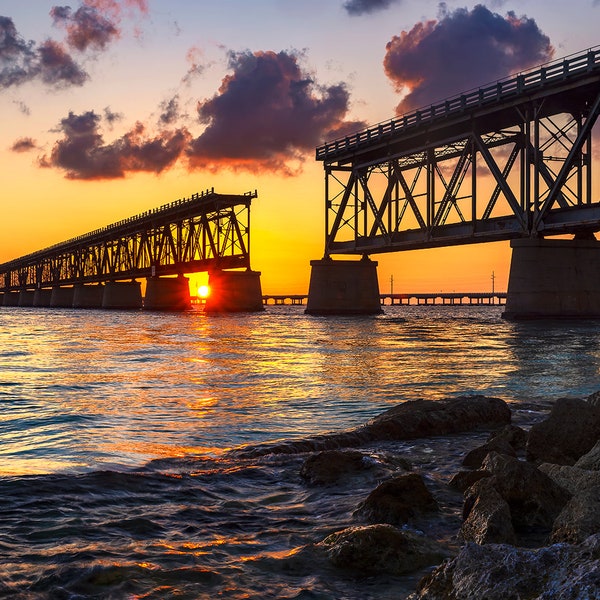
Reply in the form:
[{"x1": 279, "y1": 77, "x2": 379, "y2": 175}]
[
  {"x1": 409, "y1": 534, "x2": 600, "y2": 599},
  {"x1": 538, "y1": 462, "x2": 600, "y2": 495},
  {"x1": 448, "y1": 470, "x2": 490, "y2": 493},
  {"x1": 575, "y1": 439, "x2": 600, "y2": 471},
  {"x1": 461, "y1": 437, "x2": 516, "y2": 469},
  {"x1": 526, "y1": 397, "x2": 600, "y2": 465},
  {"x1": 354, "y1": 473, "x2": 438, "y2": 525},
  {"x1": 480, "y1": 452, "x2": 571, "y2": 531},
  {"x1": 300, "y1": 450, "x2": 368, "y2": 485},
  {"x1": 234, "y1": 396, "x2": 511, "y2": 458},
  {"x1": 460, "y1": 478, "x2": 516, "y2": 545},
  {"x1": 586, "y1": 390, "x2": 600, "y2": 408},
  {"x1": 317, "y1": 524, "x2": 448, "y2": 576},
  {"x1": 551, "y1": 485, "x2": 600, "y2": 544},
  {"x1": 487, "y1": 424, "x2": 528, "y2": 451}
]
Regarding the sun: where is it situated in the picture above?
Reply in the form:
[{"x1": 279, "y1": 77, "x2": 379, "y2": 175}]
[{"x1": 197, "y1": 284, "x2": 210, "y2": 298}]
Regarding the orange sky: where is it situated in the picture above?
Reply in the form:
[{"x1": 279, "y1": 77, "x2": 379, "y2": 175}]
[{"x1": 1, "y1": 1, "x2": 598, "y2": 294}]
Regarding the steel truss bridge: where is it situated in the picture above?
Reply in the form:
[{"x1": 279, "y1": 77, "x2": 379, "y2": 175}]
[
  {"x1": 317, "y1": 46, "x2": 600, "y2": 255},
  {"x1": 0, "y1": 189, "x2": 256, "y2": 292}
]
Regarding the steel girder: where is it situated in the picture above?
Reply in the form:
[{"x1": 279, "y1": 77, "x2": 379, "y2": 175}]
[
  {"x1": 0, "y1": 190, "x2": 255, "y2": 291},
  {"x1": 320, "y1": 47, "x2": 600, "y2": 256}
]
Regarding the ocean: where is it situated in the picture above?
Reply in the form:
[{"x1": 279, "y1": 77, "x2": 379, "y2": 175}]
[{"x1": 1, "y1": 304, "x2": 599, "y2": 599}]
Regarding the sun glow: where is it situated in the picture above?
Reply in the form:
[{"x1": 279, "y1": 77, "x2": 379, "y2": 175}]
[{"x1": 198, "y1": 285, "x2": 210, "y2": 298}]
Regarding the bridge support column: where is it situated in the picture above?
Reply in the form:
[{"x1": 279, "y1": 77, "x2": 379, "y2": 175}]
[
  {"x1": 503, "y1": 238, "x2": 600, "y2": 319},
  {"x1": 3, "y1": 292, "x2": 19, "y2": 306},
  {"x1": 102, "y1": 281, "x2": 142, "y2": 310},
  {"x1": 144, "y1": 276, "x2": 191, "y2": 311},
  {"x1": 18, "y1": 290, "x2": 35, "y2": 306},
  {"x1": 204, "y1": 270, "x2": 264, "y2": 312},
  {"x1": 33, "y1": 289, "x2": 52, "y2": 307},
  {"x1": 305, "y1": 258, "x2": 382, "y2": 315},
  {"x1": 50, "y1": 286, "x2": 74, "y2": 308},
  {"x1": 73, "y1": 284, "x2": 104, "y2": 308}
]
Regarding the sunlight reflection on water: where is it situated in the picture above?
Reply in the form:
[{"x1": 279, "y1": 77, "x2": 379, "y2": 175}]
[{"x1": 1, "y1": 305, "x2": 600, "y2": 475}]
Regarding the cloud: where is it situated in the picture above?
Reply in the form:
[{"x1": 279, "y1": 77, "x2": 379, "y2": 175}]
[
  {"x1": 10, "y1": 137, "x2": 37, "y2": 152},
  {"x1": 187, "y1": 49, "x2": 365, "y2": 174},
  {"x1": 384, "y1": 3, "x2": 554, "y2": 113},
  {"x1": 0, "y1": 16, "x2": 88, "y2": 88},
  {"x1": 343, "y1": 0, "x2": 400, "y2": 16},
  {"x1": 39, "y1": 110, "x2": 190, "y2": 179},
  {"x1": 50, "y1": 4, "x2": 118, "y2": 51},
  {"x1": 182, "y1": 46, "x2": 206, "y2": 84}
]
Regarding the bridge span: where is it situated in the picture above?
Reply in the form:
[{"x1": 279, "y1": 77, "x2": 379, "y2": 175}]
[
  {"x1": 307, "y1": 46, "x2": 600, "y2": 319},
  {"x1": 0, "y1": 188, "x2": 264, "y2": 311}
]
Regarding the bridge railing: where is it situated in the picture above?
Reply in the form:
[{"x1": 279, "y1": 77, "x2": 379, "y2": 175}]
[{"x1": 316, "y1": 46, "x2": 600, "y2": 161}]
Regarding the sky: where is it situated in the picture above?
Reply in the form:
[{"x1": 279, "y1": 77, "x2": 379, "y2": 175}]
[{"x1": 1, "y1": 0, "x2": 599, "y2": 294}]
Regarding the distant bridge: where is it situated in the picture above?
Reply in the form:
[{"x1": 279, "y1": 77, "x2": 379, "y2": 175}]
[
  {"x1": 317, "y1": 46, "x2": 600, "y2": 254},
  {"x1": 0, "y1": 188, "x2": 263, "y2": 310}
]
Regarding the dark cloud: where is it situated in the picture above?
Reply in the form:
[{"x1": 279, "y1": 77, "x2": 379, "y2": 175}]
[
  {"x1": 343, "y1": 0, "x2": 400, "y2": 16},
  {"x1": 10, "y1": 137, "x2": 37, "y2": 152},
  {"x1": 40, "y1": 110, "x2": 190, "y2": 179},
  {"x1": 384, "y1": 4, "x2": 554, "y2": 113},
  {"x1": 187, "y1": 50, "x2": 365, "y2": 173},
  {"x1": 50, "y1": 4, "x2": 118, "y2": 51},
  {"x1": 103, "y1": 106, "x2": 123, "y2": 124},
  {"x1": 182, "y1": 46, "x2": 206, "y2": 84},
  {"x1": 0, "y1": 16, "x2": 88, "y2": 89},
  {"x1": 0, "y1": 16, "x2": 38, "y2": 87},
  {"x1": 37, "y1": 39, "x2": 88, "y2": 86},
  {"x1": 159, "y1": 95, "x2": 181, "y2": 125}
]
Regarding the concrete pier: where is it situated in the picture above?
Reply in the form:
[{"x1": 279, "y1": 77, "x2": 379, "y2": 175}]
[
  {"x1": 503, "y1": 238, "x2": 600, "y2": 319},
  {"x1": 50, "y1": 286, "x2": 74, "y2": 308},
  {"x1": 33, "y1": 289, "x2": 52, "y2": 307},
  {"x1": 204, "y1": 270, "x2": 264, "y2": 312},
  {"x1": 144, "y1": 276, "x2": 191, "y2": 311},
  {"x1": 3, "y1": 292, "x2": 19, "y2": 307},
  {"x1": 102, "y1": 281, "x2": 143, "y2": 310},
  {"x1": 305, "y1": 258, "x2": 382, "y2": 315},
  {"x1": 18, "y1": 290, "x2": 35, "y2": 307},
  {"x1": 73, "y1": 284, "x2": 105, "y2": 309}
]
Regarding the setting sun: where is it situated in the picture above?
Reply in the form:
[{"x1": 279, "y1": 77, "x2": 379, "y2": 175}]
[{"x1": 197, "y1": 285, "x2": 210, "y2": 298}]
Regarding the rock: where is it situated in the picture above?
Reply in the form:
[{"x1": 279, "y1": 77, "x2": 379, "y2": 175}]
[
  {"x1": 448, "y1": 470, "x2": 490, "y2": 493},
  {"x1": 526, "y1": 397, "x2": 600, "y2": 465},
  {"x1": 552, "y1": 486, "x2": 600, "y2": 544},
  {"x1": 234, "y1": 396, "x2": 511, "y2": 458},
  {"x1": 300, "y1": 450, "x2": 368, "y2": 485},
  {"x1": 480, "y1": 452, "x2": 571, "y2": 531},
  {"x1": 487, "y1": 424, "x2": 528, "y2": 451},
  {"x1": 354, "y1": 473, "x2": 438, "y2": 525},
  {"x1": 409, "y1": 534, "x2": 600, "y2": 599},
  {"x1": 460, "y1": 478, "x2": 516, "y2": 545},
  {"x1": 586, "y1": 390, "x2": 600, "y2": 407},
  {"x1": 461, "y1": 437, "x2": 516, "y2": 469},
  {"x1": 317, "y1": 524, "x2": 448, "y2": 576},
  {"x1": 538, "y1": 462, "x2": 600, "y2": 495},
  {"x1": 575, "y1": 439, "x2": 600, "y2": 471}
]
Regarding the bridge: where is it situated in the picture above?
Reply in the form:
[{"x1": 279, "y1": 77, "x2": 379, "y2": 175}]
[
  {"x1": 0, "y1": 188, "x2": 264, "y2": 311},
  {"x1": 306, "y1": 46, "x2": 600, "y2": 318}
]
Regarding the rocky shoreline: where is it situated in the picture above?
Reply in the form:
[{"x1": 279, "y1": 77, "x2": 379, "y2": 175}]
[{"x1": 240, "y1": 394, "x2": 600, "y2": 598}]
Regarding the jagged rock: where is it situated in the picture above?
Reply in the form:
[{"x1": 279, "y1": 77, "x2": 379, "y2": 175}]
[
  {"x1": 460, "y1": 478, "x2": 516, "y2": 545},
  {"x1": 487, "y1": 424, "x2": 528, "y2": 451},
  {"x1": 448, "y1": 469, "x2": 490, "y2": 493},
  {"x1": 526, "y1": 397, "x2": 600, "y2": 465},
  {"x1": 409, "y1": 534, "x2": 600, "y2": 599},
  {"x1": 575, "y1": 439, "x2": 600, "y2": 471},
  {"x1": 480, "y1": 452, "x2": 571, "y2": 531},
  {"x1": 354, "y1": 473, "x2": 438, "y2": 525},
  {"x1": 300, "y1": 450, "x2": 369, "y2": 485},
  {"x1": 538, "y1": 462, "x2": 600, "y2": 495},
  {"x1": 586, "y1": 390, "x2": 600, "y2": 408},
  {"x1": 317, "y1": 523, "x2": 447, "y2": 576},
  {"x1": 234, "y1": 396, "x2": 511, "y2": 458},
  {"x1": 461, "y1": 437, "x2": 516, "y2": 469},
  {"x1": 552, "y1": 486, "x2": 600, "y2": 544}
]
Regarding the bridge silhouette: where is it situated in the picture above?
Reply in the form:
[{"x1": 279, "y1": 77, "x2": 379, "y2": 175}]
[
  {"x1": 0, "y1": 189, "x2": 263, "y2": 311},
  {"x1": 307, "y1": 46, "x2": 600, "y2": 318}
]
